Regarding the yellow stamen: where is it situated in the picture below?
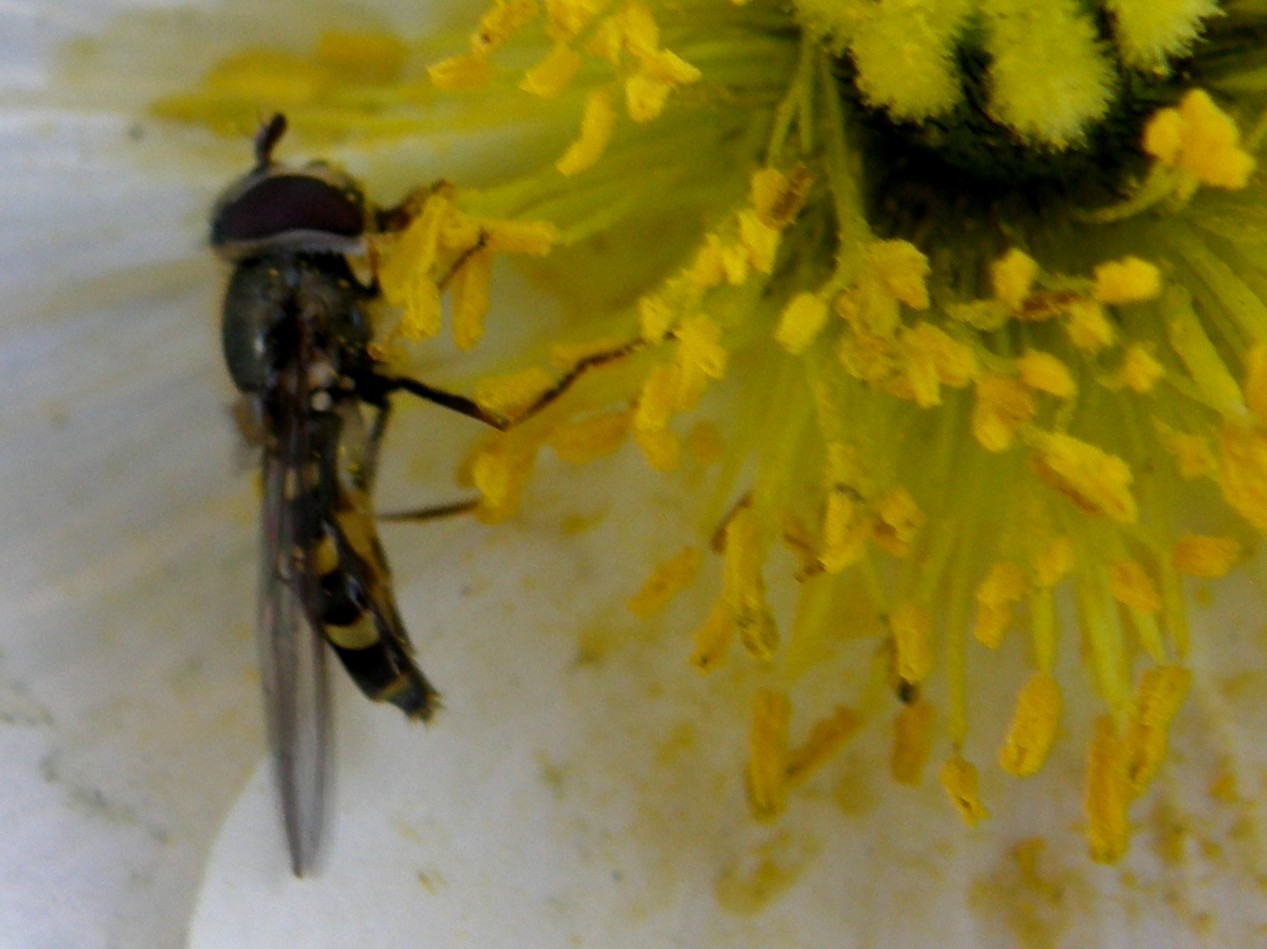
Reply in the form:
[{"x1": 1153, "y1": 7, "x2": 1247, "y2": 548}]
[
  {"x1": 746, "y1": 690, "x2": 790, "y2": 822},
  {"x1": 473, "y1": 0, "x2": 540, "y2": 55},
  {"x1": 1030, "y1": 432, "x2": 1138, "y2": 523},
  {"x1": 998, "y1": 672, "x2": 1061, "y2": 778},
  {"x1": 557, "y1": 87, "x2": 616, "y2": 176},
  {"x1": 451, "y1": 248, "x2": 494, "y2": 351},
  {"x1": 1017, "y1": 350, "x2": 1076, "y2": 399},
  {"x1": 1085, "y1": 715, "x2": 1131, "y2": 863},
  {"x1": 891, "y1": 602, "x2": 934, "y2": 685},
  {"x1": 1116, "y1": 344, "x2": 1165, "y2": 393},
  {"x1": 1064, "y1": 299, "x2": 1117, "y2": 352},
  {"x1": 1171, "y1": 534, "x2": 1241, "y2": 578},
  {"x1": 469, "y1": 439, "x2": 539, "y2": 521},
  {"x1": 474, "y1": 367, "x2": 556, "y2": 416},
  {"x1": 1092, "y1": 256, "x2": 1163, "y2": 305},
  {"x1": 1143, "y1": 89, "x2": 1257, "y2": 190},
  {"x1": 939, "y1": 755, "x2": 990, "y2": 826},
  {"x1": 775, "y1": 292, "x2": 830, "y2": 355},
  {"x1": 722, "y1": 506, "x2": 778, "y2": 660},
  {"x1": 752, "y1": 165, "x2": 813, "y2": 230},
  {"x1": 1244, "y1": 344, "x2": 1267, "y2": 426},
  {"x1": 521, "y1": 43, "x2": 584, "y2": 98},
  {"x1": 547, "y1": 410, "x2": 631, "y2": 463},
  {"x1": 1108, "y1": 561, "x2": 1161, "y2": 615},
  {"x1": 1123, "y1": 666, "x2": 1191, "y2": 795},
  {"x1": 892, "y1": 700, "x2": 934, "y2": 785},
  {"x1": 872, "y1": 487, "x2": 923, "y2": 557},
  {"x1": 973, "y1": 373, "x2": 1036, "y2": 452},
  {"x1": 974, "y1": 562, "x2": 1027, "y2": 649},
  {"x1": 1218, "y1": 424, "x2": 1267, "y2": 532},
  {"x1": 991, "y1": 247, "x2": 1039, "y2": 310},
  {"x1": 428, "y1": 53, "x2": 496, "y2": 90},
  {"x1": 689, "y1": 598, "x2": 735, "y2": 673},
  {"x1": 628, "y1": 546, "x2": 702, "y2": 618},
  {"x1": 785, "y1": 707, "x2": 863, "y2": 787}
]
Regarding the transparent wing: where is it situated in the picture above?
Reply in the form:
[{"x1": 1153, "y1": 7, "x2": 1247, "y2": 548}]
[{"x1": 258, "y1": 441, "x2": 331, "y2": 876}]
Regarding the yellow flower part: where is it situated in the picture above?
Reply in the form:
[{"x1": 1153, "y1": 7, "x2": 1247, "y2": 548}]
[
  {"x1": 159, "y1": 0, "x2": 1267, "y2": 867},
  {"x1": 628, "y1": 546, "x2": 702, "y2": 617}
]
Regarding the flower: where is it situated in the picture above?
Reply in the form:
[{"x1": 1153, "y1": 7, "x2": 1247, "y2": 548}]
[{"x1": 26, "y1": 0, "x2": 1267, "y2": 942}]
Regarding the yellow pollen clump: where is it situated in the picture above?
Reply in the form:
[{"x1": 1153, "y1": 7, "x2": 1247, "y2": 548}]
[
  {"x1": 973, "y1": 373, "x2": 1036, "y2": 452},
  {"x1": 999, "y1": 672, "x2": 1062, "y2": 778},
  {"x1": 1171, "y1": 534, "x2": 1241, "y2": 578},
  {"x1": 1143, "y1": 88, "x2": 1257, "y2": 190},
  {"x1": 939, "y1": 756, "x2": 990, "y2": 826},
  {"x1": 865, "y1": 240, "x2": 931, "y2": 311},
  {"x1": 746, "y1": 690, "x2": 790, "y2": 822},
  {"x1": 1030, "y1": 432, "x2": 1138, "y2": 523},
  {"x1": 776, "y1": 292, "x2": 830, "y2": 355},
  {"x1": 1109, "y1": 561, "x2": 1161, "y2": 615},
  {"x1": 557, "y1": 87, "x2": 617, "y2": 175},
  {"x1": 1086, "y1": 715, "x2": 1131, "y2": 863},
  {"x1": 1092, "y1": 256, "x2": 1163, "y2": 305},
  {"x1": 897, "y1": 322, "x2": 978, "y2": 407},
  {"x1": 991, "y1": 248, "x2": 1040, "y2": 310},
  {"x1": 892, "y1": 700, "x2": 935, "y2": 785},
  {"x1": 1017, "y1": 350, "x2": 1076, "y2": 399},
  {"x1": 891, "y1": 602, "x2": 934, "y2": 685},
  {"x1": 974, "y1": 562, "x2": 1028, "y2": 649},
  {"x1": 628, "y1": 546, "x2": 702, "y2": 618}
]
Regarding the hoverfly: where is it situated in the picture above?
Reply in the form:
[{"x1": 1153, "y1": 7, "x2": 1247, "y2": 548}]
[{"x1": 212, "y1": 115, "x2": 639, "y2": 875}]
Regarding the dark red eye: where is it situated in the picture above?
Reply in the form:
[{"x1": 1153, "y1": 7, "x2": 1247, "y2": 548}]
[{"x1": 211, "y1": 172, "x2": 367, "y2": 249}]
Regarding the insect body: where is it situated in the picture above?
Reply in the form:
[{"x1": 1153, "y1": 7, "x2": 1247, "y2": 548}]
[{"x1": 212, "y1": 115, "x2": 456, "y2": 874}]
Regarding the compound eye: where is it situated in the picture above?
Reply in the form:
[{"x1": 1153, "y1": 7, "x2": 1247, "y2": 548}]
[{"x1": 211, "y1": 172, "x2": 366, "y2": 249}]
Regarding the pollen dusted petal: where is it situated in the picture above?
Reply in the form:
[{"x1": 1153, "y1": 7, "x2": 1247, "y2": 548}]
[
  {"x1": 940, "y1": 756, "x2": 990, "y2": 825},
  {"x1": 999, "y1": 672, "x2": 1061, "y2": 778}
]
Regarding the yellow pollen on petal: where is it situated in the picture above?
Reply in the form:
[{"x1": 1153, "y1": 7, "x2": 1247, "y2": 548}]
[
  {"x1": 628, "y1": 546, "x2": 702, "y2": 618},
  {"x1": 999, "y1": 672, "x2": 1062, "y2": 777},
  {"x1": 428, "y1": 53, "x2": 496, "y2": 90},
  {"x1": 776, "y1": 292, "x2": 830, "y2": 355},
  {"x1": 1143, "y1": 89, "x2": 1257, "y2": 190},
  {"x1": 1123, "y1": 666, "x2": 1191, "y2": 794},
  {"x1": 992, "y1": 247, "x2": 1040, "y2": 310},
  {"x1": 1171, "y1": 535, "x2": 1242, "y2": 578},
  {"x1": 547, "y1": 409, "x2": 631, "y2": 463},
  {"x1": 557, "y1": 87, "x2": 616, "y2": 176},
  {"x1": 1109, "y1": 561, "x2": 1161, "y2": 615},
  {"x1": 1218, "y1": 424, "x2": 1267, "y2": 532},
  {"x1": 1086, "y1": 715, "x2": 1131, "y2": 863},
  {"x1": 1030, "y1": 432, "x2": 1138, "y2": 523},
  {"x1": 940, "y1": 756, "x2": 990, "y2": 826},
  {"x1": 1017, "y1": 350, "x2": 1076, "y2": 399},
  {"x1": 974, "y1": 562, "x2": 1027, "y2": 649},
  {"x1": 785, "y1": 707, "x2": 864, "y2": 788},
  {"x1": 690, "y1": 598, "x2": 735, "y2": 673},
  {"x1": 1092, "y1": 256, "x2": 1163, "y2": 305},
  {"x1": 746, "y1": 689, "x2": 790, "y2": 822},
  {"x1": 520, "y1": 43, "x2": 584, "y2": 98},
  {"x1": 892, "y1": 602, "x2": 934, "y2": 684},
  {"x1": 1116, "y1": 344, "x2": 1165, "y2": 393},
  {"x1": 892, "y1": 700, "x2": 935, "y2": 786},
  {"x1": 973, "y1": 373, "x2": 1036, "y2": 452}
]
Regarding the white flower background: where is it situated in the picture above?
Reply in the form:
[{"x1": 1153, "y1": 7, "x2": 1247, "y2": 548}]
[{"x1": 4, "y1": 1, "x2": 1267, "y2": 946}]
